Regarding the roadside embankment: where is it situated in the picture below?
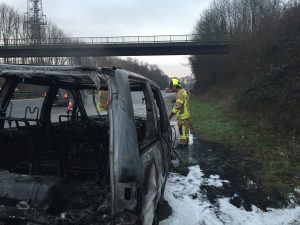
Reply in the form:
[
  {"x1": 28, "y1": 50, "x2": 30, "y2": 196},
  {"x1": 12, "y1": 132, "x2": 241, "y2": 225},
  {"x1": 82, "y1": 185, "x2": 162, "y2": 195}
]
[{"x1": 189, "y1": 95, "x2": 300, "y2": 208}]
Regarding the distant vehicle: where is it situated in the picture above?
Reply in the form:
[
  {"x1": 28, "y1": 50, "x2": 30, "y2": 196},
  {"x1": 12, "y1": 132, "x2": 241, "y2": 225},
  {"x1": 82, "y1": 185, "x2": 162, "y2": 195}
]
[
  {"x1": 0, "y1": 64, "x2": 172, "y2": 225},
  {"x1": 53, "y1": 89, "x2": 70, "y2": 106},
  {"x1": 165, "y1": 87, "x2": 172, "y2": 92},
  {"x1": 53, "y1": 89, "x2": 88, "y2": 107}
]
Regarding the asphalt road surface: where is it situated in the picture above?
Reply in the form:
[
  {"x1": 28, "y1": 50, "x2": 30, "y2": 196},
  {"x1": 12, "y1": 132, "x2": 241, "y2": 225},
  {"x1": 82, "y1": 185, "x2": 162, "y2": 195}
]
[{"x1": 4, "y1": 91, "x2": 175, "y2": 124}]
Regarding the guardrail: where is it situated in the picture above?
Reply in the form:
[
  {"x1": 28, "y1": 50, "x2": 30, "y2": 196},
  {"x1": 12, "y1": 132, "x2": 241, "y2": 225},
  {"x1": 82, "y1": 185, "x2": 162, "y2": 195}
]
[{"x1": 0, "y1": 34, "x2": 232, "y2": 46}]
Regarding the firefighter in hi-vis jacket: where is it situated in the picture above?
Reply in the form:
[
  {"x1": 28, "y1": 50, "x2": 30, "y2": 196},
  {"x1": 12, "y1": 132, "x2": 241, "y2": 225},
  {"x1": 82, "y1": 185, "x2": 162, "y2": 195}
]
[
  {"x1": 97, "y1": 90, "x2": 109, "y2": 112},
  {"x1": 168, "y1": 77, "x2": 190, "y2": 147}
]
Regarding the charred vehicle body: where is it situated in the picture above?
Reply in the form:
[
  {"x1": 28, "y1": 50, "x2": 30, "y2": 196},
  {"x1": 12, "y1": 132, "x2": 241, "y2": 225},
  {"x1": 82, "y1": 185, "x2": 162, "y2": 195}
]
[{"x1": 0, "y1": 64, "x2": 172, "y2": 225}]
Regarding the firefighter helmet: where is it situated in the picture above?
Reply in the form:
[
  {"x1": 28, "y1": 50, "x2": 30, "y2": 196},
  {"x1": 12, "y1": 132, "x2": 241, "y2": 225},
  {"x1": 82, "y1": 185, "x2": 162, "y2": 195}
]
[{"x1": 169, "y1": 77, "x2": 181, "y2": 88}]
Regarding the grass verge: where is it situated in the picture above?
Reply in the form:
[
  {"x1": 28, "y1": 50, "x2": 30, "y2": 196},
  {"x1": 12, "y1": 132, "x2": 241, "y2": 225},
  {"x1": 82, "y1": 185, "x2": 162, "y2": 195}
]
[{"x1": 189, "y1": 95, "x2": 300, "y2": 206}]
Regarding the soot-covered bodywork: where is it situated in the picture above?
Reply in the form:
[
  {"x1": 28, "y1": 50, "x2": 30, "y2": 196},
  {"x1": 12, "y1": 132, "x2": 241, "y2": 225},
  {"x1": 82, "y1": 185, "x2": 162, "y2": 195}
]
[{"x1": 0, "y1": 64, "x2": 172, "y2": 225}]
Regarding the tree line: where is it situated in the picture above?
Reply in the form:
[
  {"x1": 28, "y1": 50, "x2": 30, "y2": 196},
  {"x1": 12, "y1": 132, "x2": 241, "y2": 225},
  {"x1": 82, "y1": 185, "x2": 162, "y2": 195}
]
[
  {"x1": 0, "y1": 3, "x2": 169, "y2": 88},
  {"x1": 190, "y1": 0, "x2": 300, "y2": 138},
  {"x1": 80, "y1": 56, "x2": 169, "y2": 88}
]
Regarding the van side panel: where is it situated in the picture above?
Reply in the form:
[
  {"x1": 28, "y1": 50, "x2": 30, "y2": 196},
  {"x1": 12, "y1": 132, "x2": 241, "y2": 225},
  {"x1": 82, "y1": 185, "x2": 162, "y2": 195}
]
[{"x1": 109, "y1": 70, "x2": 144, "y2": 215}]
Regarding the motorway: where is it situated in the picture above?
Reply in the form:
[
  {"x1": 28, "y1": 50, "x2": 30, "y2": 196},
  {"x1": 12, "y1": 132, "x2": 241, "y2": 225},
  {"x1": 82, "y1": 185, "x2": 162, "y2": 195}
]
[{"x1": 4, "y1": 91, "x2": 175, "y2": 125}]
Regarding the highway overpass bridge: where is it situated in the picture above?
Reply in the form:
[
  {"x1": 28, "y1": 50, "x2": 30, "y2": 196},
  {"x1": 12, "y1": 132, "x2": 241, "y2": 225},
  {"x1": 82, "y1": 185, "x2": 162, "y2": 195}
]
[{"x1": 0, "y1": 34, "x2": 233, "y2": 57}]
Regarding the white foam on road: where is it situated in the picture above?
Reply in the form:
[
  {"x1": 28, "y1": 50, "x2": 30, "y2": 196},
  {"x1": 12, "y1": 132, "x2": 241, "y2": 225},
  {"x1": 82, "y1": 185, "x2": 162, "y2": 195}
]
[
  {"x1": 160, "y1": 165, "x2": 300, "y2": 225},
  {"x1": 188, "y1": 132, "x2": 194, "y2": 145}
]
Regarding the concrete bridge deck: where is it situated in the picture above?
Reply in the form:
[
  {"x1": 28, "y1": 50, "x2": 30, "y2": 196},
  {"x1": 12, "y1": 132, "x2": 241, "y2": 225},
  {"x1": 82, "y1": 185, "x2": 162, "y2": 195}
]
[{"x1": 0, "y1": 34, "x2": 233, "y2": 57}]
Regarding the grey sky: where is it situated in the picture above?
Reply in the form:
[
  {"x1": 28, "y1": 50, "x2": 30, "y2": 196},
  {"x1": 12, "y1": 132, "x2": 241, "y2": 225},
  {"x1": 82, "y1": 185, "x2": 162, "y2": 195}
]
[{"x1": 2, "y1": 0, "x2": 211, "y2": 77}]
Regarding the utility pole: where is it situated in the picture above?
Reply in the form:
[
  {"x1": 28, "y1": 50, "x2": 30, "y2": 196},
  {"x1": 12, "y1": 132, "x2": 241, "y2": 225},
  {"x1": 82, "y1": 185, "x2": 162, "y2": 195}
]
[{"x1": 26, "y1": 0, "x2": 47, "y2": 45}]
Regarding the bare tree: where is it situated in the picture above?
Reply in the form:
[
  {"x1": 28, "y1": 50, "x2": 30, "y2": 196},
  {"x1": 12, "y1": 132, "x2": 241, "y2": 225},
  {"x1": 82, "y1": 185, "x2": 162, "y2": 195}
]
[{"x1": 0, "y1": 4, "x2": 20, "y2": 63}]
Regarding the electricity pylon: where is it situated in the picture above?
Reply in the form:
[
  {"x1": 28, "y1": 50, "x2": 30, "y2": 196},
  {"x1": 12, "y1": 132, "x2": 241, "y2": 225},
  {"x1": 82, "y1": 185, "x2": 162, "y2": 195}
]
[{"x1": 26, "y1": 0, "x2": 47, "y2": 45}]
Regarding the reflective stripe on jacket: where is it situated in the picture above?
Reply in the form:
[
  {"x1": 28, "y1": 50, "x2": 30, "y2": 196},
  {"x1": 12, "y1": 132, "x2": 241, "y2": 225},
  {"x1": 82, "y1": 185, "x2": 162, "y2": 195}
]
[{"x1": 171, "y1": 88, "x2": 190, "y2": 120}]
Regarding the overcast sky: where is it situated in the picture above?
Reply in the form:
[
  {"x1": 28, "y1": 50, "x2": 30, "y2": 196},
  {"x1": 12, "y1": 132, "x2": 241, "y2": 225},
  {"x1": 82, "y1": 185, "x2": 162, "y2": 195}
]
[{"x1": 2, "y1": 0, "x2": 211, "y2": 77}]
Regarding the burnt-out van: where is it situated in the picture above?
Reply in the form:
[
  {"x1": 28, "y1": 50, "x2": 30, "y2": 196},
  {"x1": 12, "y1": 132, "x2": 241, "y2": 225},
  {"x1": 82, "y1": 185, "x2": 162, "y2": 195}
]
[{"x1": 0, "y1": 64, "x2": 173, "y2": 225}]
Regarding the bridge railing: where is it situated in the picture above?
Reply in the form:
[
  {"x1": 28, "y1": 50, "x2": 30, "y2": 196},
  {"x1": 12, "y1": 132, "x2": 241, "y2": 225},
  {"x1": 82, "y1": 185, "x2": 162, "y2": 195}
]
[{"x1": 0, "y1": 34, "x2": 232, "y2": 46}]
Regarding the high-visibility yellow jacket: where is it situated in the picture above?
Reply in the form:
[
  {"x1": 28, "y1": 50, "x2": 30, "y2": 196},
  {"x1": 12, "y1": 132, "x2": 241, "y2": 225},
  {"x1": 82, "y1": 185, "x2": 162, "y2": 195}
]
[
  {"x1": 97, "y1": 90, "x2": 108, "y2": 112},
  {"x1": 171, "y1": 88, "x2": 190, "y2": 120}
]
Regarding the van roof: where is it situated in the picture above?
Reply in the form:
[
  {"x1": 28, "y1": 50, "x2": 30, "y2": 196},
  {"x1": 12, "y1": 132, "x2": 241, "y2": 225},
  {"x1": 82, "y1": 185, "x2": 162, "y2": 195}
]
[
  {"x1": 0, "y1": 64, "x2": 101, "y2": 88},
  {"x1": 0, "y1": 64, "x2": 159, "y2": 89}
]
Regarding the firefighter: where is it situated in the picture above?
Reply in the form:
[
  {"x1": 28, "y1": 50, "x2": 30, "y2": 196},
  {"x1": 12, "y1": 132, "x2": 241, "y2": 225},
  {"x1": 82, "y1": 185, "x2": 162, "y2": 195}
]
[
  {"x1": 97, "y1": 90, "x2": 109, "y2": 112},
  {"x1": 168, "y1": 77, "x2": 190, "y2": 147}
]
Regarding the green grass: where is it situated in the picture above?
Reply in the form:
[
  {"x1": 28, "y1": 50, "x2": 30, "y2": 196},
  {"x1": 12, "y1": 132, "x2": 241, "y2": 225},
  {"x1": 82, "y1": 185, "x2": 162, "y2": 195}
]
[
  {"x1": 190, "y1": 95, "x2": 270, "y2": 148},
  {"x1": 189, "y1": 95, "x2": 300, "y2": 204}
]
